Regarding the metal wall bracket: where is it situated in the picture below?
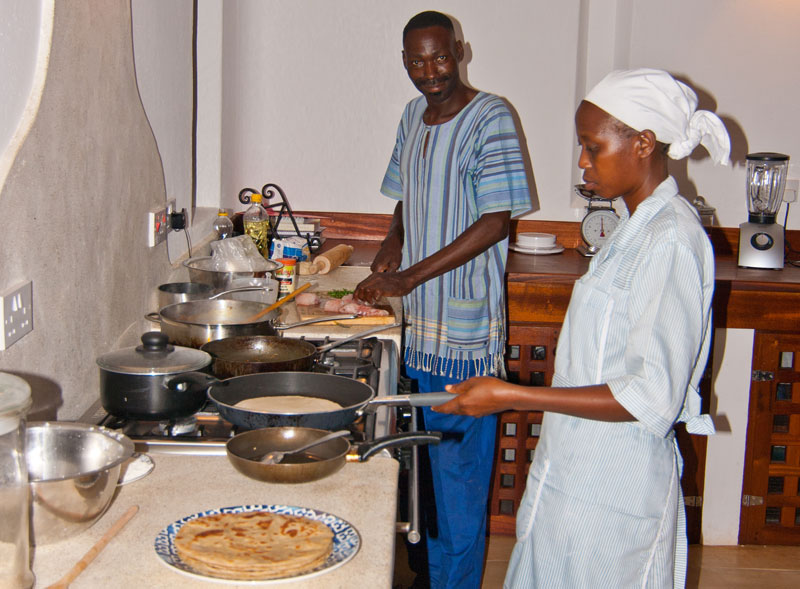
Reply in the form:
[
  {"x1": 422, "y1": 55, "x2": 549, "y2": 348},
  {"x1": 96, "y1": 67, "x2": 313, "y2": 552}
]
[
  {"x1": 751, "y1": 370, "x2": 775, "y2": 382},
  {"x1": 742, "y1": 494, "x2": 764, "y2": 506}
]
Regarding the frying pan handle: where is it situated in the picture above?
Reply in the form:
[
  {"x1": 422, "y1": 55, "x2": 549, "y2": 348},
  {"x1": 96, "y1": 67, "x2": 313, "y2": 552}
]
[
  {"x1": 357, "y1": 431, "x2": 442, "y2": 461},
  {"x1": 315, "y1": 322, "x2": 402, "y2": 353},
  {"x1": 275, "y1": 314, "x2": 358, "y2": 330},
  {"x1": 165, "y1": 372, "x2": 219, "y2": 393},
  {"x1": 367, "y1": 392, "x2": 457, "y2": 408}
]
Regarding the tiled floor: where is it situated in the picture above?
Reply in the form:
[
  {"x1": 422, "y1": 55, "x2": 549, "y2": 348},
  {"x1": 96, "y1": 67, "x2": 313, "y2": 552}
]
[{"x1": 394, "y1": 534, "x2": 800, "y2": 588}]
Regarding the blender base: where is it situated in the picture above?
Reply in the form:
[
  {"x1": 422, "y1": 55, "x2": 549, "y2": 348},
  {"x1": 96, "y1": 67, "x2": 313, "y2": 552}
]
[{"x1": 738, "y1": 222, "x2": 784, "y2": 269}]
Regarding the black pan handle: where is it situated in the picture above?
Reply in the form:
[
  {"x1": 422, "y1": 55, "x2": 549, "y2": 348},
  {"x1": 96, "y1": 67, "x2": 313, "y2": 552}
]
[
  {"x1": 357, "y1": 431, "x2": 442, "y2": 461},
  {"x1": 165, "y1": 372, "x2": 219, "y2": 394}
]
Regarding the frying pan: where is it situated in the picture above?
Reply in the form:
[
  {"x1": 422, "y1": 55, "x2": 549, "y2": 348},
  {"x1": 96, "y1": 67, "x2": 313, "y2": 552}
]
[
  {"x1": 226, "y1": 426, "x2": 442, "y2": 484},
  {"x1": 199, "y1": 323, "x2": 401, "y2": 378},
  {"x1": 206, "y1": 372, "x2": 455, "y2": 431}
]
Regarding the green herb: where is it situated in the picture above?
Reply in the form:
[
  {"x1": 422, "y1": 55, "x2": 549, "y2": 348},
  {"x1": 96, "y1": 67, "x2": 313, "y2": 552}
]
[{"x1": 327, "y1": 289, "x2": 353, "y2": 299}]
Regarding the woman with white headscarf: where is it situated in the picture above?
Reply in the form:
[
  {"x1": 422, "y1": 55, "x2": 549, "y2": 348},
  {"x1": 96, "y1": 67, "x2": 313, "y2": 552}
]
[{"x1": 433, "y1": 68, "x2": 730, "y2": 588}]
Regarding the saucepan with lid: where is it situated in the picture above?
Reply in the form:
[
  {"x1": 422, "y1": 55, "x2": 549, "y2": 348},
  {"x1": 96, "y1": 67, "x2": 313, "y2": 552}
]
[
  {"x1": 226, "y1": 426, "x2": 442, "y2": 484},
  {"x1": 96, "y1": 332, "x2": 216, "y2": 420}
]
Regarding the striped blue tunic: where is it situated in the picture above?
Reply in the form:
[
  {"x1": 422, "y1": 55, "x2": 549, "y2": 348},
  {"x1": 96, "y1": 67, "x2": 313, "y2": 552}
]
[
  {"x1": 505, "y1": 177, "x2": 715, "y2": 588},
  {"x1": 381, "y1": 92, "x2": 531, "y2": 378}
]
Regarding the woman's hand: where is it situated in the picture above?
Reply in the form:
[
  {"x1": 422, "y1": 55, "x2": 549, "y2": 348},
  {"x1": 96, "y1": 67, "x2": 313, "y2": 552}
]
[{"x1": 433, "y1": 376, "x2": 512, "y2": 417}]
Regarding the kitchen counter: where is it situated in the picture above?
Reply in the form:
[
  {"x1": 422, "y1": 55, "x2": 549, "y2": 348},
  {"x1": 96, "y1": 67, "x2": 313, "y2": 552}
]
[{"x1": 31, "y1": 453, "x2": 399, "y2": 588}]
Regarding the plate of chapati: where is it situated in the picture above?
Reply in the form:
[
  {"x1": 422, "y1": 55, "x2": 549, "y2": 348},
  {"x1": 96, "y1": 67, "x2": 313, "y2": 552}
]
[{"x1": 154, "y1": 504, "x2": 360, "y2": 584}]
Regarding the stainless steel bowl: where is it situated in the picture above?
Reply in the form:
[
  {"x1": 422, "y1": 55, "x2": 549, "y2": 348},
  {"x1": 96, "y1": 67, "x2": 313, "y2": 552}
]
[
  {"x1": 25, "y1": 422, "x2": 134, "y2": 545},
  {"x1": 183, "y1": 256, "x2": 282, "y2": 290}
]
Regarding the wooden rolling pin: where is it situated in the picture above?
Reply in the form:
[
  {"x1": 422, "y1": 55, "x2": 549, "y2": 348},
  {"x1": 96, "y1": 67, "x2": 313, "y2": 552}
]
[{"x1": 301, "y1": 244, "x2": 354, "y2": 275}]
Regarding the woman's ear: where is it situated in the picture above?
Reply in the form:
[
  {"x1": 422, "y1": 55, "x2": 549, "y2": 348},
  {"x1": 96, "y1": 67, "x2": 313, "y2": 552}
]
[{"x1": 634, "y1": 129, "x2": 657, "y2": 159}]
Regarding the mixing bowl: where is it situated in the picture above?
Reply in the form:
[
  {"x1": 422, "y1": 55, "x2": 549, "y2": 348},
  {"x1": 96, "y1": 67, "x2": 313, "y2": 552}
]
[{"x1": 25, "y1": 422, "x2": 134, "y2": 545}]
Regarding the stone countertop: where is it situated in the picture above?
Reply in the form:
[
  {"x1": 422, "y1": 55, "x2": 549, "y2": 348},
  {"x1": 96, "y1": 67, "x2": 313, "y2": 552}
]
[{"x1": 31, "y1": 453, "x2": 399, "y2": 588}]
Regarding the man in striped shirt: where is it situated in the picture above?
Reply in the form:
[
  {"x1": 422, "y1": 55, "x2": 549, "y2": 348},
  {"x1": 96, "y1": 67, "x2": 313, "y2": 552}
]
[{"x1": 355, "y1": 10, "x2": 531, "y2": 589}]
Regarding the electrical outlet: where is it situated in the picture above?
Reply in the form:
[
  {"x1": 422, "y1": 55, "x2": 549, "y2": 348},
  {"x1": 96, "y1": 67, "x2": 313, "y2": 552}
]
[
  {"x1": 784, "y1": 178, "x2": 799, "y2": 203},
  {"x1": 1, "y1": 281, "x2": 33, "y2": 350},
  {"x1": 147, "y1": 200, "x2": 176, "y2": 247}
]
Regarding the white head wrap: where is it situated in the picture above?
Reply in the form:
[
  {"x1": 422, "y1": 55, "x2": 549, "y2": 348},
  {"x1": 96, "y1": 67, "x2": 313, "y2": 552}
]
[{"x1": 584, "y1": 68, "x2": 731, "y2": 165}]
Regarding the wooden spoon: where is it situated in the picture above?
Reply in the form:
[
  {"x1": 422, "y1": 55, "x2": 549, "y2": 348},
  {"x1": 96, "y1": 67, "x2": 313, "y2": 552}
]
[
  {"x1": 246, "y1": 281, "x2": 313, "y2": 322},
  {"x1": 46, "y1": 505, "x2": 138, "y2": 589}
]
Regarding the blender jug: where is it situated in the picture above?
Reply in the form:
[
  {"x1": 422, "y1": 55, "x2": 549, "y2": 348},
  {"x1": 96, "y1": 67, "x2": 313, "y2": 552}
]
[
  {"x1": 746, "y1": 152, "x2": 789, "y2": 223},
  {"x1": 0, "y1": 373, "x2": 34, "y2": 589},
  {"x1": 738, "y1": 152, "x2": 790, "y2": 269}
]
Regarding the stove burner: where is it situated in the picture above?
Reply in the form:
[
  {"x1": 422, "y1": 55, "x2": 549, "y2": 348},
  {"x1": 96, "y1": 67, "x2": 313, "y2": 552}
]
[{"x1": 158, "y1": 417, "x2": 199, "y2": 437}]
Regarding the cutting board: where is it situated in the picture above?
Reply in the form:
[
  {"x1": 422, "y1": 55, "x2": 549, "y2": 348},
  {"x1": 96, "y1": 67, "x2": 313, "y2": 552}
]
[{"x1": 296, "y1": 292, "x2": 397, "y2": 325}]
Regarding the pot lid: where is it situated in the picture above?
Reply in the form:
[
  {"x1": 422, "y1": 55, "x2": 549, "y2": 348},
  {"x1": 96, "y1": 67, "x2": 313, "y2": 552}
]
[{"x1": 96, "y1": 332, "x2": 211, "y2": 375}]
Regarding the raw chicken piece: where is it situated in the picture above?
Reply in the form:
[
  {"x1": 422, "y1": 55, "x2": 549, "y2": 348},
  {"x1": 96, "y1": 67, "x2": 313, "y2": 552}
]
[
  {"x1": 340, "y1": 294, "x2": 355, "y2": 305},
  {"x1": 295, "y1": 292, "x2": 320, "y2": 306},
  {"x1": 341, "y1": 303, "x2": 390, "y2": 317},
  {"x1": 323, "y1": 298, "x2": 345, "y2": 313}
]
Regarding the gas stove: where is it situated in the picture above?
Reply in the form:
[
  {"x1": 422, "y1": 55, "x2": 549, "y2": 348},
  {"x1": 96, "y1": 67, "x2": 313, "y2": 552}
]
[{"x1": 80, "y1": 336, "x2": 399, "y2": 455}]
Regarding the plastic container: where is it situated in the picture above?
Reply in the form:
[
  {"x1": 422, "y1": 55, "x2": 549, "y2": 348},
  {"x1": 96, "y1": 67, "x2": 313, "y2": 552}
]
[
  {"x1": 213, "y1": 209, "x2": 234, "y2": 239},
  {"x1": 0, "y1": 373, "x2": 34, "y2": 589},
  {"x1": 242, "y1": 193, "x2": 271, "y2": 257},
  {"x1": 275, "y1": 258, "x2": 297, "y2": 296}
]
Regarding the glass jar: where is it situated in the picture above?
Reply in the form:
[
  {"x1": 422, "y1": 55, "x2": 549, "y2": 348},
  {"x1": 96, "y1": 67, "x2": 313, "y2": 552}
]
[{"x1": 0, "y1": 373, "x2": 34, "y2": 589}]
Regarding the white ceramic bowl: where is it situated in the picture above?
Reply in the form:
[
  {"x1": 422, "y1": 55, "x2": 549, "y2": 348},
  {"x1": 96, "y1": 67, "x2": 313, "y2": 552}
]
[{"x1": 516, "y1": 232, "x2": 556, "y2": 248}]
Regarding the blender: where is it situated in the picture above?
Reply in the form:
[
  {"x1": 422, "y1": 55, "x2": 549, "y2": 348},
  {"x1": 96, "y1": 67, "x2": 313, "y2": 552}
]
[{"x1": 738, "y1": 152, "x2": 790, "y2": 270}]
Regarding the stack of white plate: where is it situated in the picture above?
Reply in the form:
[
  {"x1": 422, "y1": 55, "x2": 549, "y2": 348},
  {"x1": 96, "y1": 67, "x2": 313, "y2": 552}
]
[{"x1": 510, "y1": 232, "x2": 564, "y2": 255}]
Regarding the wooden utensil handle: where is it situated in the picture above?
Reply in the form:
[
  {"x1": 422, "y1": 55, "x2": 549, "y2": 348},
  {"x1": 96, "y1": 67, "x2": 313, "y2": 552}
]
[
  {"x1": 46, "y1": 505, "x2": 139, "y2": 589},
  {"x1": 248, "y1": 281, "x2": 312, "y2": 321}
]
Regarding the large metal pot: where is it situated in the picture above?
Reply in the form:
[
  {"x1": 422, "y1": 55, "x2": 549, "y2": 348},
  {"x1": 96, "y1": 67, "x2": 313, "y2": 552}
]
[
  {"x1": 96, "y1": 332, "x2": 216, "y2": 420},
  {"x1": 25, "y1": 422, "x2": 134, "y2": 545},
  {"x1": 226, "y1": 426, "x2": 442, "y2": 484},
  {"x1": 155, "y1": 299, "x2": 356, "y2": 349},
  {"x1": 207, "y1": 372, "x2": 455, "y2": 430},
  {"x1": 184, "y1": 256, "x2": 282, "y2": 290},
  {"x1": 200, "y1": 324, "x2": 401, "y2": 378}
]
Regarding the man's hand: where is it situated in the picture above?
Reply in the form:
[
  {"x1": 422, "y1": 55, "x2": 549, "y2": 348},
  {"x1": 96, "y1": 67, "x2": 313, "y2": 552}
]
[
  {"x1": 371, "y1": 237, "x2": 403, "y2": 273},
  {"x1": 355, "y1": 270, "x2": 414, "y2": 304}
]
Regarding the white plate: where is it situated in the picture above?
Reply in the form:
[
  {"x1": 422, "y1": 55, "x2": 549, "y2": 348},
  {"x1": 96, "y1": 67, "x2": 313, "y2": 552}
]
[
  {"x1": 510, "y1": 243, "x2": 565, "y2": 255},
  {"x1": 154, "y1": 504, "x2": 361, "y2": 585},
  {"x1": 118, "y1": 452, "x2": 155, "y2": 486}
]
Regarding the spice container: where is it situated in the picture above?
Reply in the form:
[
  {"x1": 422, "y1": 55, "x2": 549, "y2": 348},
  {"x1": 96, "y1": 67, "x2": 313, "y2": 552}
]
[{"x1": 275, "y1": 258, "x2": 297, "y2": 296}]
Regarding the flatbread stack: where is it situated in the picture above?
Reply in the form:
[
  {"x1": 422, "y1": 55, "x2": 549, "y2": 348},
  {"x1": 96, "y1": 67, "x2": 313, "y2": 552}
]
[{"x1": 174, "y1": 511, "x2": 334, "y2": 580}]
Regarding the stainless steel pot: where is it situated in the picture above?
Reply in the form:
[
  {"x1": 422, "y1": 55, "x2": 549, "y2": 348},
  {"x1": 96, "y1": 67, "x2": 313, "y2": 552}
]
[
  {"x1": 154, "y1": 299, "x2": 356, "y2": 349},
  {"x1": 184, "y1": 256, "x2": 282, "y2": 290},
  {"x1": 26, "y1": 422, "x2": 134, "y2": 545},
  {"x1": 96, "y1": 332, "x2": 216, "y2": 420},
  {"x1": 226, "y1": 426, "x2": 442, "y2": 484}
]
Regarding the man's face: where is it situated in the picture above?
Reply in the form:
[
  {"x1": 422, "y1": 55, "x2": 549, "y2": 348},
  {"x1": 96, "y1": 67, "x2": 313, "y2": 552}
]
[
  {"x1": 402, "y1": 26, "x2": 463, "y2": 104},
  {"x1": 575, "y1": 101, "x2": 640, "y2": 200}
]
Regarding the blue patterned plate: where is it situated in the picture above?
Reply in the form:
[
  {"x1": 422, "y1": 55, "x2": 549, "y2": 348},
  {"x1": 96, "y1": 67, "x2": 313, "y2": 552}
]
[{"x1": 154, "y1": 504, "x2": 361, "y2": 584}]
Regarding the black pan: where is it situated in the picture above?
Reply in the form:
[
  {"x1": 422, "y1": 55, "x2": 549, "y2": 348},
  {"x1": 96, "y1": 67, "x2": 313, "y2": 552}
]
[
  {"x1": 199, "y1": 323, "x2": 401, "y2": 378},
  {"x1": 206, "y1": 371, "x2": 455, "y2": 430}
]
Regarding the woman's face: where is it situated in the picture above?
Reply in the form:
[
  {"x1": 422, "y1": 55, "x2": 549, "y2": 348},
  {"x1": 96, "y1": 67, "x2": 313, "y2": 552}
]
[{"x1": 575, "y1": 101, "x2": 641, "y2": 200}]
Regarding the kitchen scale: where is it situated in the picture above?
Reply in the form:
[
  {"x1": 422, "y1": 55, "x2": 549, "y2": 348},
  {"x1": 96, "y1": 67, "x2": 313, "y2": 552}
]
[
  {"x1": 738, "y1": 152, "x2": 789, "y2": 270},
  {"x1": 574, "y1": 184, "x2": 620, "y2": 257}
]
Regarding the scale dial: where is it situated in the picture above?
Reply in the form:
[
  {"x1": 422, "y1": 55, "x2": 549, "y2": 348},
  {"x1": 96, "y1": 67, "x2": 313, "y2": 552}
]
[{"x1": 580, "y1": 208, "x2": 620, "y2": 251}]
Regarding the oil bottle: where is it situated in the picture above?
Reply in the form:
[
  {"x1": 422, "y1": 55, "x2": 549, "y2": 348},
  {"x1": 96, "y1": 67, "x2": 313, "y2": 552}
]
[{"x1": 242, "y1": 193, "x2": 271, "y2": 257}]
